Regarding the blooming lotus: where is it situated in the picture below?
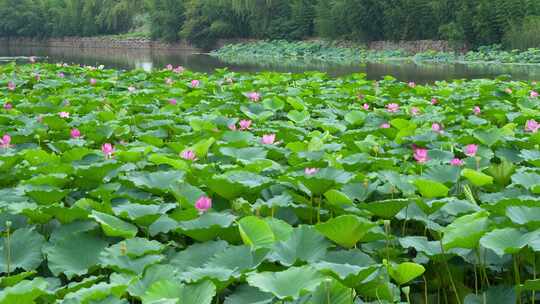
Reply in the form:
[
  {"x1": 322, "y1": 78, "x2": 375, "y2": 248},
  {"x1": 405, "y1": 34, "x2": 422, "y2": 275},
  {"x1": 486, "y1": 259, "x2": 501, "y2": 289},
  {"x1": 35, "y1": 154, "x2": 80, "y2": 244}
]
[
  {"x1": 431, "y1": 98, "x2": 438, "y2": 105},
  {"x1": 181, "y1": 150, "x2": 197, "y2": 161},
  {"x1": 432, "y1": 123, "x2": 442, "y2": 132},
  {"x1": 464, "y1": 144, "x2": 478, "y2": 157},
  {"x1": 261, "y1": 134, "x2": 276, "y2": 145},
  {"x1": 410, "y1": 107, "x2": 420, "y2": 116},
  {"x1": 450, "y1": 158, "x2": 464, "y2": 166},
  {"x1": 3, "y1": 102, "x2": 12, "y2": 110},
  {"x1": 191, "y1": 80, "x2": 200, "y2": 88},
  {"x1": 166, "y1": 64, "x2": 173, "y2": 70},
  {"x1": 473, "y1": 106, "x2": 481, "y2": 115},
  {"x1": 531, "y1": 91, "x2": 539, "y2": 98},
  {"x1": 380, "y1": 122, "x2": 391, "y2": 129},
  {"x1": 363, "y1": 103, "x2": 370, "y2": 110},
  {"x1": 90, "y1": 78, "x2": 97, "y2": 85},
  {"x1": 58, "y1": 72, "x2": 65, "y2": 78},
  {"x1": 246, "y1": 92, "x2": 261, "y2": 102},
  {"x1": 195, "y1": 196, "x2": 212, "y2": 213},
  {"x1": 505, "y1": 88, "x2": 513, "y2": 94},
  {"x1": 168, "y1": 99, "x2": 177, "y2": 105},
  {"x1": 305, "y1": 168, "x2": 319, "y2": 175},
  {"x1": 173, "y1": 66, "x2": 184, "y2": 73},
  {"x1": 7, "y1": 81, "x2": 15, "y2": 91},
  {"x1": 128, "y1": 86, "x2": 136, "y2": 92},
  {"x1": 525, "y1": 119, "x2": 540, "y2": 133},
  {"x1": 102, "y1": 143, "x2": 115, "y2": 158},
  {"x1": 228, "y1": 123, "x2": 237, "y2": 131},
  {"x1": 413, "y1": 148, "x2": 429, "y2": 163},
  {"x1": 239, "y1": 119, "x2": 252, "y2": 130},
  {"x1": 387, "y1": 103, "x2": 400, "y2": 113},
  {"x1": 408, "y1": 82, "x2": 416, "y2": 88},
  {"x1": 59, "y1": 112, "x2": 70, "y2": 118},
  {"x1": 70, "y1": 128, "x2": 81, "y2": 139},
  {"x1": 0, "y1": 134, "x2": 11, "y2": 148},
  {"x1": 165, "y1": 78, "x2": 173, "y2": 85}
]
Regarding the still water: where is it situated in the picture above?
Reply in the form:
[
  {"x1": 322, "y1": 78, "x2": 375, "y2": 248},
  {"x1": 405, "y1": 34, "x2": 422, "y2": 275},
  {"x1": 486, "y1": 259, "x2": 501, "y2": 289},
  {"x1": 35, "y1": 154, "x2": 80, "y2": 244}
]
[{"x1": 2, "y1": 44, "x2": 540, "y2": 82}]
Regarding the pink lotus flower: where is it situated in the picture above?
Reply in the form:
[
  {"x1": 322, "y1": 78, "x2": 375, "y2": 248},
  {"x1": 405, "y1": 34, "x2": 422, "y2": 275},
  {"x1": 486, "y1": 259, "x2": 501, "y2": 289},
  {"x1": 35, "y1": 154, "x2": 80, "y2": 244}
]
[
  {"x1": 3, "y1": 102, "x2": 12, "y2": 110},
  {"x1": 166, "y1": 64, "x2": 173, "y2": 70},
  {"x1": 431, "y1": 98, "x2": 438, "y2": 105},
  {"x1": 102, "y1": 143, "x2": 115, "y2": 158},
  {"x1": 410, "y1": 107, "x2": 420, "y2": 116},
  {"x1": 450, "y1": 158, "x2": 464, "y2": 166},
  {"x1": 473, "y1": 106, "x2": 481, "y2": 115},
  {"x1": 59, "y1": 112, "x2": 70, "y2": 118},
  {"x1": 168, "y1": 99, "x2": 177, "y2": 105},
  {"x1": 464, "y1": 144, "x2": 478, "y2": 157},
  {"x1": 380, "y1": 122, "x2": 391, "y2": 129},
  {"x1": 531, "y1": 91, "x2": 539, "y2": 98},
  {"x1": 408, "y1": 82, "x2": 416, "y2": 88},
  {"x1": 70, "y1": 128, "x2": 81, "y2": 139},
  {"x1": 305, "y1": 168, "x2": 319, "y2": 175},
  {"x1": 7, "y1": 81, "x2": 15, "y2": 91},
  {"x1": 0, "y1": 134, "x2": 12, "y2": 148},
  {"x1": 261, "y1": 134, "x2": 276, "y2": 145},
  {"x1": 165, "y1": 78, "x2": 173, "y2": 85},
  {"x1": 90, "y1": 78, "x2": 97, "y2": 85},
  {"x1": 525, "y1": 119, "x2": 540, "y2": 133},
  {"x1": 58, "y1": 72, "x2": 65, "y2": 78},
  {"x1": 191, "y1": 80, "x2": 200, "y2": 88},
  {"x1": 246, "y1": 92, "x2": 261, "y2": 102},
  {"x1": 228, "y1": 123, "x2": 237, "y2": 131},
  {"x1": 195, "y1": 196, "x2": 212, "y2": 213},
  {"x1": 363, "y1": 103, "x2": 370, "y2": 110},
  {"x1": 128, "y1": 86, "x2": 136, "y2": 92},
  {"x1": 173, "y1": 66, "x2": 185, "y2": 73},
  {"x1": 413, "y1": 148, "x2": 429, "y2": 163},
  {"x1": 432, "y1": 123, "x2": 442, "y2": 133},
  {"x1": 181, "y1": 150, "x2": 197, "y2": 161},
  {"x1": 505, "y1": 88, "x2": 513, "y2": 94},
  {"x1": 387, "y1": 103, "x2": 400, "y2": 113},
  {"x1": 29, "y1": 56, "x2": 36, "y2": 63},
  {"x1": 239, "y1": 119, "x2": 252, "y2": 130}
]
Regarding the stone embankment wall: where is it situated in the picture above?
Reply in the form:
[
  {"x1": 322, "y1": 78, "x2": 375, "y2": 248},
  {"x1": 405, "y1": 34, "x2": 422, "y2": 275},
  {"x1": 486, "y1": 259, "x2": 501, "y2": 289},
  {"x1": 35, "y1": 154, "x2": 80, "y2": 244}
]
[{"x1": 0, "y1": 37, "x2": 463, "y2": 53}]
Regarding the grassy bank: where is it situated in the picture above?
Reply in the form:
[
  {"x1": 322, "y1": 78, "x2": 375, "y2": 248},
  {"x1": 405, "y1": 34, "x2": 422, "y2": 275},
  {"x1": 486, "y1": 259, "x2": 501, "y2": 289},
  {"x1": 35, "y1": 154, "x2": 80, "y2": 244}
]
[{"x1": 1, "y1": 62, "x2": 540, "y2": 303}]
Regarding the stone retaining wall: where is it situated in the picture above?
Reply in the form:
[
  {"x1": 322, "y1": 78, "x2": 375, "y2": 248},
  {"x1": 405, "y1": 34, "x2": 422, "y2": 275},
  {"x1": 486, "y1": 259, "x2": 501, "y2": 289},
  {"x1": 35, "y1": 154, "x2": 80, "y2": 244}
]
[{"x1": 0, "y1": 37, "x2": 463, "y2": 53}]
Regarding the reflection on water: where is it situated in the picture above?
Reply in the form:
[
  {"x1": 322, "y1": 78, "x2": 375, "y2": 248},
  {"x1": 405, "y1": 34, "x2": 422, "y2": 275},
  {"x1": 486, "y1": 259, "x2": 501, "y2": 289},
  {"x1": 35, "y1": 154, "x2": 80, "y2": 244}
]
[{"x1": 1, "y1": 44, "x2": 540, "y2": 82}]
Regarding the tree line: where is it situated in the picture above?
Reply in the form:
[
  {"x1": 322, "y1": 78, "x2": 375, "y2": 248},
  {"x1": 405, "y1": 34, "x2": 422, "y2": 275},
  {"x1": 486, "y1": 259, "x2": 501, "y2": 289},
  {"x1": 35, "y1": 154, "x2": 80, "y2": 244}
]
[{"x1": 1, "y1": 0, "x2": 539, "y2": 49}]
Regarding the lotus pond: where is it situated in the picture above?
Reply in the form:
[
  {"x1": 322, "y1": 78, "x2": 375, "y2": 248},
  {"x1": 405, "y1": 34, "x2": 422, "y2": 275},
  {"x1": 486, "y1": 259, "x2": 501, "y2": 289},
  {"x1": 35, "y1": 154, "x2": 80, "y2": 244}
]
[{"x1": 1, "y1": 62, "x2": 540, "y2": 304}]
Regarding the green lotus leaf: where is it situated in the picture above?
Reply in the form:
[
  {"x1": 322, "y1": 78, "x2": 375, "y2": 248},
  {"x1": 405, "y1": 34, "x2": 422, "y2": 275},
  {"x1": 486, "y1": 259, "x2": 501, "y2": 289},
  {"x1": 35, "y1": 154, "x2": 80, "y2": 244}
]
[
  {"x1": 442, "y1": 211, "x2": 490, "y2": 250},
  {"x1": 270, "y1": 226, "x2": 330, "y2": 266},
  {"x1": 388, "y1": 262, "x2": 425, "y2": 285},
  {"x1": 0, "y1": 228, "x2": 45, "y2": 273},
  {"x1": 44, "y1": 232, "x2": 108, "y2": 279},
  {"x1": 246, "y1": 266, "x2": 326, "y2": 300},
  {"x1": 414, "y1": 179, "x2": 449, "y2": 198},
  {"x1": 90, "y1": 211, "x2": 138, "y2": 239},
  {"x1": 238, "y1": 216, "x2": 275, "y2": 248},
  {"x1": 141, "y1": 280, "x2": 216, "y2": 304},
  {"x1": 461, "y1": 169, "x2": 494, "y2": 187},
  {"x1": 0, "y1": 278, "x2": 50, "y2": 304},
  {"x1": 316, "y1": 215, "x2": 376, "y2": 248}
]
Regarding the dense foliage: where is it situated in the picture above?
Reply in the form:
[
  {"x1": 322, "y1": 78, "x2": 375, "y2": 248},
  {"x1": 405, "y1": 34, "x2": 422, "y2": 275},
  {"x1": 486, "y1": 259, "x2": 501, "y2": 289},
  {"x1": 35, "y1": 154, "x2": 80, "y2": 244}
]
[
  {"x1": 2, "y1": 0, "x2": 540, "y2": 49},
  {"x1": 213, "y1": 40, "x2": 540, "y2": 65},
  {"x1": 1, "y1": 61, "x2": 540, "y2": 303}
]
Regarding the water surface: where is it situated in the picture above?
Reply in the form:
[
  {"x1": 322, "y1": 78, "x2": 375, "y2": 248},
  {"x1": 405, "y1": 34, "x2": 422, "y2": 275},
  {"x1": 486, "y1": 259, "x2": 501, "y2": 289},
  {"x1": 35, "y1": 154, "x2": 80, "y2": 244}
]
[{"x1": 1, "y1": 44, "x2": 540, "y2": 82}]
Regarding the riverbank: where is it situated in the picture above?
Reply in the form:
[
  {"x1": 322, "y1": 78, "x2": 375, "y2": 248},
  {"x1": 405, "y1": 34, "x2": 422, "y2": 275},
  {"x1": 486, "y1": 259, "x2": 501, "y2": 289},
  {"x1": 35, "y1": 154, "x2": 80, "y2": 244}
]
[{"x1": 0, "y1": 37, "x2": 458, "y2": 53}]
